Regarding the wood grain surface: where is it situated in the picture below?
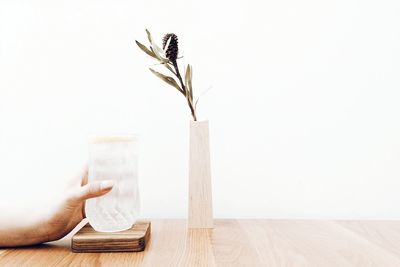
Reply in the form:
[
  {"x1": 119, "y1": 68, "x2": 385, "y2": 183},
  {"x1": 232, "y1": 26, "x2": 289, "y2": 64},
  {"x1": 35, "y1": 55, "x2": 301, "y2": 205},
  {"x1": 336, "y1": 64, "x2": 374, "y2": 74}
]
[
  {"x1": 1, "y1": 219, "x2": 400, "y2": 266},
  {"x1": 72, "y1": 221, "x2": 150, "y2": 253}
]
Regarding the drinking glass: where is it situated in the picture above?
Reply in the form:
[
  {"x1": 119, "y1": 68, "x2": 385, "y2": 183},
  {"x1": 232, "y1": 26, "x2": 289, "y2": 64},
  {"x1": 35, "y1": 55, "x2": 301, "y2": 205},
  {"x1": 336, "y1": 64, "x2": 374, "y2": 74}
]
[{"x1": 85, "y1": 135, "x2": 140, "y2": 232}]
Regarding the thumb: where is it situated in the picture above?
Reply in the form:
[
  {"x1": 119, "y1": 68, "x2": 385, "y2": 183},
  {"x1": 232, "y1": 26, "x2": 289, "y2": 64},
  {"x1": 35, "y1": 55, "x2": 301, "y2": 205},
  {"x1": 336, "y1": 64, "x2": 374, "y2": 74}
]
[{"x1": 71, "y1": 180, "x2": 114, "y2": 203}]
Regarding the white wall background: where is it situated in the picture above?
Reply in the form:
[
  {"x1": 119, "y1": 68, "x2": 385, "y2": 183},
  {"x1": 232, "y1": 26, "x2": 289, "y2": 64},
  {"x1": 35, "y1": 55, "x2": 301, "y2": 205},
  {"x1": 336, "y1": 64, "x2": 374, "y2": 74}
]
[{"x1": 1, "y1": 0, "x2": 400, "y2": 219}]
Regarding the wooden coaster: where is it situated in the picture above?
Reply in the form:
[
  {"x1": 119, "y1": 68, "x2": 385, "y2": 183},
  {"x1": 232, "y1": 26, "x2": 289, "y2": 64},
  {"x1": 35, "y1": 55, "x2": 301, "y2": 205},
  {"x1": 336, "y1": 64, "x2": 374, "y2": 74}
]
[{"x1": 71, "y1": 221, "x2": 151, "y2": 253}]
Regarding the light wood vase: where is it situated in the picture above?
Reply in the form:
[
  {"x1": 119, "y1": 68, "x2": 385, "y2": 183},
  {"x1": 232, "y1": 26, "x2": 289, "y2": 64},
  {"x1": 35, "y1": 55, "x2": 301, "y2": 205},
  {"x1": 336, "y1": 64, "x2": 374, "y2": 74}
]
[{"x1": 188, "y1": 120, "x2": 213, "y2": 229}]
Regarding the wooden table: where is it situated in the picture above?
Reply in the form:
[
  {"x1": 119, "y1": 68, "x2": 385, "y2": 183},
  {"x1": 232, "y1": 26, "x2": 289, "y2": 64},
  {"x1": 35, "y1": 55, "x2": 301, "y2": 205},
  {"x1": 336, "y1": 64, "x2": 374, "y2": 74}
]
[{"x1": 1, "y1": 219, "x2": 400, "y2": 266}]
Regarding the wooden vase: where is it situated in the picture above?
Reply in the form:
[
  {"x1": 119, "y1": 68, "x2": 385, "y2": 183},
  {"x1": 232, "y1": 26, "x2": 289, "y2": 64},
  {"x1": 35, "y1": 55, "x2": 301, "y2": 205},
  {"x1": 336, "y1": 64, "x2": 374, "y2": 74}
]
[{"x1": 188, "y1": 120, "x2": 213, "y2": 229}]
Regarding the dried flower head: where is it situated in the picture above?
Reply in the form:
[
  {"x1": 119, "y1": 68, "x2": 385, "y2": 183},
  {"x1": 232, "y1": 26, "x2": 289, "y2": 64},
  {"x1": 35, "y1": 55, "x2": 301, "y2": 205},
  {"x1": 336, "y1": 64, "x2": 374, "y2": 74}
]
[{"x1": 162, "y1": 33, "x2": 179, "y2": 62}]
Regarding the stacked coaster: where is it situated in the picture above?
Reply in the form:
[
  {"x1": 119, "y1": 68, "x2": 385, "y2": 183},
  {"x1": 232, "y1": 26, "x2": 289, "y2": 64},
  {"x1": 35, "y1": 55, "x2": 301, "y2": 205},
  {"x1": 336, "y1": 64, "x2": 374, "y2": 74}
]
[{"x1": 72, "y1": 221, "x2": 151, "y2": 252}]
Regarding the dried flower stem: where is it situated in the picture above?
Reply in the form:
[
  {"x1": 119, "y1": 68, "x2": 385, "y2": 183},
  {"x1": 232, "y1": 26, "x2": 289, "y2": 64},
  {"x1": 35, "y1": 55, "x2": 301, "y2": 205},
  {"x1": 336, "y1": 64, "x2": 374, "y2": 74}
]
[{"x1": 170, "y1": 61, "x2": 197, "y2": 121}]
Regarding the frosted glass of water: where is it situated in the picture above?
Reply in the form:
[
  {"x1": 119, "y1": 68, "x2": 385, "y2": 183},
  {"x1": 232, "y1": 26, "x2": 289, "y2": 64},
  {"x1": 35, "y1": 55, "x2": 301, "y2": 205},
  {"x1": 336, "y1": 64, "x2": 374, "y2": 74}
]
[{"x1": 86, "y1": 135, "x2": 140, "y2": 232}]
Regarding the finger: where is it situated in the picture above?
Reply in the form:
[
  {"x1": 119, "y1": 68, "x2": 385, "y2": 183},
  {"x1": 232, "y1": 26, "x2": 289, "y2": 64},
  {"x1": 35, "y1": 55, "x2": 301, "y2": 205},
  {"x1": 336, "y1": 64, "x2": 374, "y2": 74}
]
[{"x1": 70, "y1": 180, "x2": 114, "y2": 203}]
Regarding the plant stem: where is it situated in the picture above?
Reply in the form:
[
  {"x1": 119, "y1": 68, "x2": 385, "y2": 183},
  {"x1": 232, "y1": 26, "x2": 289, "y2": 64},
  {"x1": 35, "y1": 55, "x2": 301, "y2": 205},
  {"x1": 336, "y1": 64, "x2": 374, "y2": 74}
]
[{"x1": 172, "y1": 61, "x2": 197, "y2": 121}]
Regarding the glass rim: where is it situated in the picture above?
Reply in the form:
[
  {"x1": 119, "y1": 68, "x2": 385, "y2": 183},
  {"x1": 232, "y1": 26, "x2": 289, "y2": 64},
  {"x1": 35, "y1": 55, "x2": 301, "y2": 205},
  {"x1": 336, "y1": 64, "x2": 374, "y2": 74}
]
[{"x1": 89, "y1": 133, "x2": 139, "y2": 144}]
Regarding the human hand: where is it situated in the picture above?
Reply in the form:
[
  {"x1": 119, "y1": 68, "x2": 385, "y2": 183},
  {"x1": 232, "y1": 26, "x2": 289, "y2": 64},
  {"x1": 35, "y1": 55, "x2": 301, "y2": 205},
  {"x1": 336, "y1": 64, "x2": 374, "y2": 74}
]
[
  {"x1": 0, "y1": 168, "x2": 114, "y2": 247},
  {"x1": 42, "y1": 168, "x2": 114, "y2": 242}
]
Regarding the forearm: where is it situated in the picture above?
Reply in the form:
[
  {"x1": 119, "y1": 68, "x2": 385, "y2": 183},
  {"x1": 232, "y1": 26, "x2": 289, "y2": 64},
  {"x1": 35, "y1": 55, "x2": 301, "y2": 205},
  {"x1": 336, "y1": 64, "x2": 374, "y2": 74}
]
[
  {"x1": 0, "y1": 223, "x2": 49, "y2": 247},
  {"x1": 0, "y1": 171, "x2": 112, "y2": 247}
]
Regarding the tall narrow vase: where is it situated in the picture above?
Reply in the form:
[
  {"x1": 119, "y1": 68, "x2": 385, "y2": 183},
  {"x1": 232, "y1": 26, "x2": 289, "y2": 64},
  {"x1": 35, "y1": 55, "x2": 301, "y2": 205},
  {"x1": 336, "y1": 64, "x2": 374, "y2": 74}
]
[{"x1": 188, "y1": 120, "x2": 213, "y2": 228}]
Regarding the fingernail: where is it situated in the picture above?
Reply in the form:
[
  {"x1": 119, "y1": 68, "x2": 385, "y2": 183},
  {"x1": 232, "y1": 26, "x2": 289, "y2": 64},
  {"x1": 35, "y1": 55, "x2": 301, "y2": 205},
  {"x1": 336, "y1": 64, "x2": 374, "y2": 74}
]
[{"x1": 100, "y1": 180, "x2": 114, "y2": 190}]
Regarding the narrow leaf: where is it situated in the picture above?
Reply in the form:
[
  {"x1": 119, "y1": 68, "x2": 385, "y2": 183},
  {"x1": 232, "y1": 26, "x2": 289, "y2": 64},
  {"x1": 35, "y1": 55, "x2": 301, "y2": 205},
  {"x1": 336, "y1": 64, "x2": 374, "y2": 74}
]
[
  {"x1": 135, "y1": 40, "x2": 156, "y2": 58},
  {"x1": 163, "y1": 36, "x2": 171, "y2": 53},
  {"x1": 185, "y1": 64, "x2": 191, "y2": 94},
  {"x1": 149, "y1": 68, "x2": 183, "y2": 94},
  {"x1": 163, "y1": 62, "x2": 176, "y2": 76},
  {"x1": 184, "y1": 65, "x2": 191, "y2": 103},
  {"x1": 195, "y1": 86, "x2": 213, "y2": 110},
  {"x1": 185, "y1": 64, "x2": 194, "y2": 102},
  {"x1": 188, "y1": 65, "x2": 193, "y2": 101},
  {"x1": 145, "y1": 29, "x2": 153, "y2": 44}
]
